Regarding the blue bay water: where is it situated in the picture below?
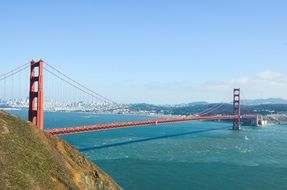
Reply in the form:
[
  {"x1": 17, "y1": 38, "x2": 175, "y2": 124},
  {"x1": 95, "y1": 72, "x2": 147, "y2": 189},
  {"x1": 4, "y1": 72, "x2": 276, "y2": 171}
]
[{"x1": 9, "y1": 110, "x2": 287, "y2": 190}]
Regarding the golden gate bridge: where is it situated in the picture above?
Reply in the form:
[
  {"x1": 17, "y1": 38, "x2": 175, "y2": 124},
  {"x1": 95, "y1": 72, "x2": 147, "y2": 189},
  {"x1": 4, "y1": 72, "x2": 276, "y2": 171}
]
[{"x1": 0, "y1": 60, "x2": 260, "y2": 135}]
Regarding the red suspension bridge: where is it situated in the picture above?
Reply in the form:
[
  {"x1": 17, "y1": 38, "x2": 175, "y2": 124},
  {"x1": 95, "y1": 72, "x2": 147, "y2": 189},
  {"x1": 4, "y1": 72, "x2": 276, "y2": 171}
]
[{"x1": 0, "y1": 60, "x2": 261, "y2": 135}]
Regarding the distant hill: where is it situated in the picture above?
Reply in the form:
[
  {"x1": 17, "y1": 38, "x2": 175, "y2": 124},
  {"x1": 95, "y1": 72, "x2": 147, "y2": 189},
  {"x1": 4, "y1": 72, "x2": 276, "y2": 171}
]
[
  {"x1": 0, "y1": 111, "x2": 121, "y2": 190},
  {"x1": 129, "y1": 102, "x2": 287, "y2": 116},
  {"x1": 186, "y1": 101, "x2": 209, "y2": 106},
  {"x1": 241, "y1": 98, "x2": 287, "y2": 105}
]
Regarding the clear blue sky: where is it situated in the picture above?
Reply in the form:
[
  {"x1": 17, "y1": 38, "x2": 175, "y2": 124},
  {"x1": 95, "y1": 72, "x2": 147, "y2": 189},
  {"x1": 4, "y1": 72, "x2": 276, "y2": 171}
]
[{"x1": 1, "y1": 0, "x2": 287, "y2": 104}]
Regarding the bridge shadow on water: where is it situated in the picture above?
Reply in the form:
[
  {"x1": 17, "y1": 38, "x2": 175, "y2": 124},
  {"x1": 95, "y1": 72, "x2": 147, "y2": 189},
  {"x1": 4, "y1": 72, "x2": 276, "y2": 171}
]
[{"x1": 79, "y1": 126, "x2": 230, "y2": 152}]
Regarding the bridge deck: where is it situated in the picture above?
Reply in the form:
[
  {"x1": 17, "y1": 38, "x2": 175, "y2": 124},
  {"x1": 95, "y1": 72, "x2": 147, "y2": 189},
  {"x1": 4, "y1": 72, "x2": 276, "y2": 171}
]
[{"x1": 46, "y1": 114, "x2": 257, "y2": 135}]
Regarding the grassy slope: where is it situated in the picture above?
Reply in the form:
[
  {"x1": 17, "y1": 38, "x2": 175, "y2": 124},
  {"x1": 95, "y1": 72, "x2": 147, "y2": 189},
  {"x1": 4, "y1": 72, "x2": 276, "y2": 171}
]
[{"x1": 0, "y1": 111, "x2": 122, "y2": 190}]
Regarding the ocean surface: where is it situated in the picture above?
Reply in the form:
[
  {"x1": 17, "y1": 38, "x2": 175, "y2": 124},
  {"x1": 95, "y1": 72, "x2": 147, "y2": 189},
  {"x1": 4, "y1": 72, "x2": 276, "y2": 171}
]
[{"x1": 8, "y1": 110, "x2": 287, "y2": 190}]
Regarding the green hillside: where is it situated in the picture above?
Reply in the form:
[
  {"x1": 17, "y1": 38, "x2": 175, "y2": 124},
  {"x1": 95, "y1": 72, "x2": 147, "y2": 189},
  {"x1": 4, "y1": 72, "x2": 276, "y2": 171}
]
[{"x1": 0, "y1": 111, "x2": 121, "y2": 190}]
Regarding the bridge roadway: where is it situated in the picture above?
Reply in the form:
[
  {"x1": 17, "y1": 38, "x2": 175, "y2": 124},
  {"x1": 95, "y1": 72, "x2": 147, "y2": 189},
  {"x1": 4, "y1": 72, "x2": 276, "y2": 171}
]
[{"x1": 46, "y1": 114, "x2": 257, "y2": 135}]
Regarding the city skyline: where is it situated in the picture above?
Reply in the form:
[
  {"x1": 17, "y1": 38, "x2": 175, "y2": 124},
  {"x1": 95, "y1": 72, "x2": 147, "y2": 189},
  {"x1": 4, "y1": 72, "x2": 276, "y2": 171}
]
[{"x1": 1, "y1": 0, "x2": 287, "y2": 104}]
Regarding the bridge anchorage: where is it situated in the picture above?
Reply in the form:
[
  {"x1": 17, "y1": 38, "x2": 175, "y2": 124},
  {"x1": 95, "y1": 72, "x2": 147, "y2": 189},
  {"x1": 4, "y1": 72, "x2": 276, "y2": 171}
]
[{"x1": 0, "y1": 59, "x2": 262, "y2": 134}]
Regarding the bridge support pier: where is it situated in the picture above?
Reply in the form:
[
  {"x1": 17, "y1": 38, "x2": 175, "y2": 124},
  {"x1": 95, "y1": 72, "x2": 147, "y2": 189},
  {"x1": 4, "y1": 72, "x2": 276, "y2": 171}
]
[
  {"x1": 28, "y1": 60, "x2": 44, "y2": 130},
  {"x1": 233, "y1": 88, "x2": 241, "y2": 130}
]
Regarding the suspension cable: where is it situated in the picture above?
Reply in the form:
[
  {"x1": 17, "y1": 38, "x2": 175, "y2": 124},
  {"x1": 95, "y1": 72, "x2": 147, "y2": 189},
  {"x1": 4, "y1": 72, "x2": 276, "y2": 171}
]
[
  {"x1": 44, "y1": 67, "x2": 112, "y2": 103},
  {"x1": 197, "y1": 103, "x2": 226, "y2": 116},
  {"x1": 0, "y1": 64, "x2": 30, "y2": 81},
  {"x1": 44, "y1": 62, "x2": 118, "y2": 105}
]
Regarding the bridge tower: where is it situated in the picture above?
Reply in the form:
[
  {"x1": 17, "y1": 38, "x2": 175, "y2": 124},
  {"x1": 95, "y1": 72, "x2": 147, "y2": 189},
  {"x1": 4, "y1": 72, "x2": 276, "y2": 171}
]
[
  {"x1": 28, "y1": 60, "x2": 44, "y2": 130},
  {"x1": 233, "y1": 88, "x2": 241, "y2": 130}
]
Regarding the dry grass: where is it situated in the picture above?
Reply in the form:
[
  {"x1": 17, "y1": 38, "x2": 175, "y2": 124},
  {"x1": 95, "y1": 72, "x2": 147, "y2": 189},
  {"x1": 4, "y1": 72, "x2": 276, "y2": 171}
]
[{"x1": 0, "y1": 111, "x2": 121, "y2": 190}]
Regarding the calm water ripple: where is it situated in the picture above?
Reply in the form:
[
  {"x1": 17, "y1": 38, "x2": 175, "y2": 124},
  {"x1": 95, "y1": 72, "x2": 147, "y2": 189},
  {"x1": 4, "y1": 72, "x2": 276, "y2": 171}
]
[{"x1": 9, "y1": 110, "x2": 287, "y2": 190}]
